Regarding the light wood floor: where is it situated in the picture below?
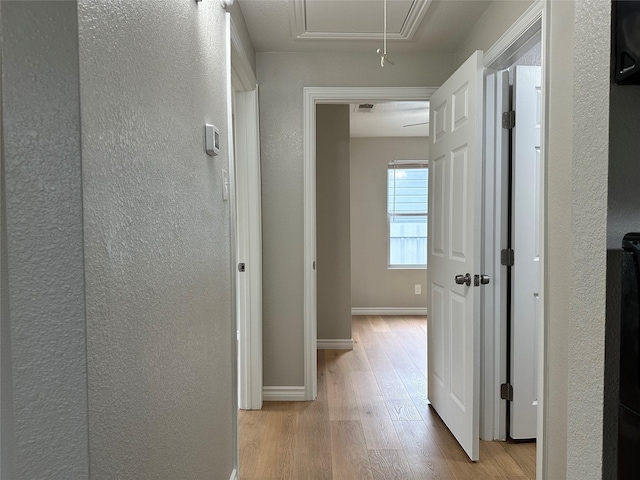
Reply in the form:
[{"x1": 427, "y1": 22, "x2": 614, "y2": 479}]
[{"x1": 239, "y1": 315, "x2": 536, "y2": 480}]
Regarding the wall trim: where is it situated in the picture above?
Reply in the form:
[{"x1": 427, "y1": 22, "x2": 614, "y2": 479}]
[
  {"x1": 351, "y1": 307, "x2": 427, "y2": 316},
  {"x1": 262, "y1": 386, "x2": 307, "y2": 402},
  {"x1": 229, "y1": 469, "x2": 238, "y2": 480},
  {"x1": 234, "y1": 87, "x2": 263, "y2": 411},
  {"x1": 317, "y1": 339, "x2": 354, "y2": 350}
]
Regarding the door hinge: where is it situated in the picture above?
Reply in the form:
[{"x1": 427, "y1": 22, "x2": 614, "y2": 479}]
[
  {"x1": 500, "y1": 383, "x2": 514, "y2": 401},
  {"x1": 501, "y1": 248, "x2": 515, "y2": 267},
  {"x1": 502, "y1": 110, "x2": 516, "y2": 129}
]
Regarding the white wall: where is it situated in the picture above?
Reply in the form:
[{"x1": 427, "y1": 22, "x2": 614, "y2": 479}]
[
  {"x1": 257, "y1": 51, "x2": 455, "y2": 387},
  {"x1": 78, "y1": 1, "x2": 235, "y2": 478},
  {"x1": 316, "y1": 105, "x2": 352, "y2": 341},
  {"x1": 537, "y1": 0, "x2": 612, "y2": 478},
  {"x1": 567, "y1": 0, "x2": 610, "y2": 477},
  {"x1": 2, "y1": 1, "x2": 240, "y2": 477},
  {"x1": 350, "y1": 137, "x2": 429, "y2": 309},
  {"x1": 1, "y1": 2, "x2": 88, "y2": 477}
]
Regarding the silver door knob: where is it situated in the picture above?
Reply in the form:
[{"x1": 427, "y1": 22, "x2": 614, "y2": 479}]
[{"x1": 455, "y1": 273, "x2": 472, "y2": 286}]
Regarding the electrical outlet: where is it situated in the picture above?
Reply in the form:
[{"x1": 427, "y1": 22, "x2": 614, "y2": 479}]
[{"x1": 415, "y1": 284, "x2": 421, "y2": 295}]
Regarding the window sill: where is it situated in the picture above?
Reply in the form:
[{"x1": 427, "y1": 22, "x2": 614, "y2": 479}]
[{"x1": 387, "y1": 265, "x2": 427, "y2": 270}]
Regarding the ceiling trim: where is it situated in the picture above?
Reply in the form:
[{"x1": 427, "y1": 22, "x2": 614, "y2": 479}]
[
  {"x1": 484, "y1": 0, "x2": 543, "y2": 69},
  {"x1": 289, "y1": 0, "x2": 432, "y2": 41}
]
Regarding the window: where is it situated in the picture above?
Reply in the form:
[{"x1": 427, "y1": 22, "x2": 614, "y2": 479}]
[{"x1": 387, "y1": 161, "x2": 428, "y2": 268}]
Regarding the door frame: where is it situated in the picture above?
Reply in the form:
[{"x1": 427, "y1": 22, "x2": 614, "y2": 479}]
[
  {"x1": 228, "y1": 14, "x2": 263, "y2": 411},
  {"x1": 303, "y1": 86, "x2": 436, "y2": 400},
  {"x1": 481, "y1": 0, "x2": 546, "y2": 476}
]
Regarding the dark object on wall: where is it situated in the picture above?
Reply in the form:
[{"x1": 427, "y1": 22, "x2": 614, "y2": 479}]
[
  {"x1": 613, "y1": 1, "x2": 640, "y2": 84},
  {"x1": 618, "y1": 233, "x2": 640, "y2": 478}
]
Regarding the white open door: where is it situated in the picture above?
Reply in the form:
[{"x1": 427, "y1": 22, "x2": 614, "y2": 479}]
[
  {"x1": 428, "y1": 50, "x2": 484, "y2": 461},
  {"x1": 509, "y1": 65, "x2": 541, "y2": 439}
]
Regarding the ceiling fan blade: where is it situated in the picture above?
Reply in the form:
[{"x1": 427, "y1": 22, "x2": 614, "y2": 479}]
[{"x1": 403, "y1": 122, "x2": 429, "y2": 127}]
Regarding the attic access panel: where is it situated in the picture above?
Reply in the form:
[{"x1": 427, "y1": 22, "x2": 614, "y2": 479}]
[{"x1": 291, "y1": 0, "x2": 431, "y2": 40}]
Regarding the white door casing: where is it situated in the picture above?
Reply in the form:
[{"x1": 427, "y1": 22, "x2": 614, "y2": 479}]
[
  {"x1": 234, "y1": 88, "x2": 263, "y2": 410},
  {"x1": 510, "y1": 65, "x2": 541, "y2": 439},
  {"x1": 303, "y1": 87, "x2": 435, "y2": 401},
  {"x1": 428, "y1": 50, "x2": 484, "y2": 462},
  {"x1": 229, "y1": 13, "x2": 263, "y2": 411}
]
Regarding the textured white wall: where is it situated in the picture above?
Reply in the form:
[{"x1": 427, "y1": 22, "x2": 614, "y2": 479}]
[
  {"x1": 316, "y1": 105, "x2": 352, "y2": 341},
  {"x1": 350, "y1": 137, "x2": 429, "y2": 309},
  {"x1": 1, "y1": 2, "x2": 89, "y2": 478},
  {"x1": 567, "y1": 0, "x2": 610, "y2": 477},
  {"x1": 0, "y1": 6, "x2": 12, "y2": 478},
  {"x1": 257, "y1": 51, "x2": 455, "y2": 387},
  {"x1": 78, "y1": 1, "x2": 235, "y2": 478}
]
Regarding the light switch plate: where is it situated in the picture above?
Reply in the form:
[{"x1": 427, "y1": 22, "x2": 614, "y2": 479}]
[{"x1": 205, "y1": 124, "x2": 220, "y2": 156}]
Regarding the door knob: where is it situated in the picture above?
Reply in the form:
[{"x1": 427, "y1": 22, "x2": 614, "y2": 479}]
[
  {"x1": 455, "y1": 273, "x2": 472, "y2": 286},
  {"x1": 473, "y1": 274, "x2": 491, "y2": 286}
]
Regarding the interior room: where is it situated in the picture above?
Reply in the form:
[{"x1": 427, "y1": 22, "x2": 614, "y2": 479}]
[{"x1": 0, "y1": 0, "x2": 615, "y2": 479}]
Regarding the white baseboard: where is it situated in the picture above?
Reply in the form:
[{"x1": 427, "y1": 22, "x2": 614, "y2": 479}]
[
  {"x1": 262, "y1": 386, "x2": 307, "y2": 401},
  {"x1": 317, "y1": 338, "x2": 354, "y2": 350},
  {"x1": 351, "y1": 307, "x2": 428, "y2": 316},
  {"x1": 229, "y1": 469, "x2": 238, "y2": 480}
]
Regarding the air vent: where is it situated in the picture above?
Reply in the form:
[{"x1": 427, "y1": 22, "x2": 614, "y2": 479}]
[{"x1": 357, "y1": 103, "x2": 375, "y2": 113}]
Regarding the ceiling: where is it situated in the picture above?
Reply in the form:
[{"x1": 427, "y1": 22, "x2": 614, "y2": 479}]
[
  {"x1": 350, "y1": 101, "x2": 429, "y2": 137},
  {"x1": 237, "y1": 0, "x2": 492, "y2": 54},
  {"x1": 237, "y1": 0, "x2": 490, "y2": 137}
]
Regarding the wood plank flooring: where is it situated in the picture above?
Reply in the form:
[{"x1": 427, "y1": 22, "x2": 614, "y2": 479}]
[{"x1": 239, "y1": 315, "x2": 536, "y2": 480}]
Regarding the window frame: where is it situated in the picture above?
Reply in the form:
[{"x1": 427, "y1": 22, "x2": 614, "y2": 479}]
[{"x1": 386, "y1": 160, "x2": 429, "y2": 270}]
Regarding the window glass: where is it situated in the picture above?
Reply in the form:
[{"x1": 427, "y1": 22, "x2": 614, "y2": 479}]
[{"x1": 387, "y1": 164, "x2": 428, "y2": 267}]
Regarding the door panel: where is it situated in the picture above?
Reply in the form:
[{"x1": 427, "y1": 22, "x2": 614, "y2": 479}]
[
  {"x1": 428, "y1": 50, "x2": 483, "y2": 461},
  {"x1": 432, "y1": 155, "x2": 446, "y2": 256},
  {"x1": 450, "y1": 146, "x2": 468, "y2": 259},
  {"x1": 510, "y1": 65, "x2": 542, "y2": 440}
]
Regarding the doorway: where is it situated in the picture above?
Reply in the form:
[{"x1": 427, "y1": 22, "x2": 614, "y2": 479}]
[
  {"x1": 302, "y1": 87, "x2": 436, "y2": 401},
  {"x1": 484, "y1": 33, "x2": 543, "y2": 446},
  {"x1": 480, "y1": 6, "x2": 545, "y2": 476},
  {"x1": 314, "y1": 101, "x2": 430, "y2": 352}
]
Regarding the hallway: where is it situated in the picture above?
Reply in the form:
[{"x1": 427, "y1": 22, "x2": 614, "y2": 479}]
[{"x1": 238, "y1": 316, "x2": 535, "y2": 479}]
